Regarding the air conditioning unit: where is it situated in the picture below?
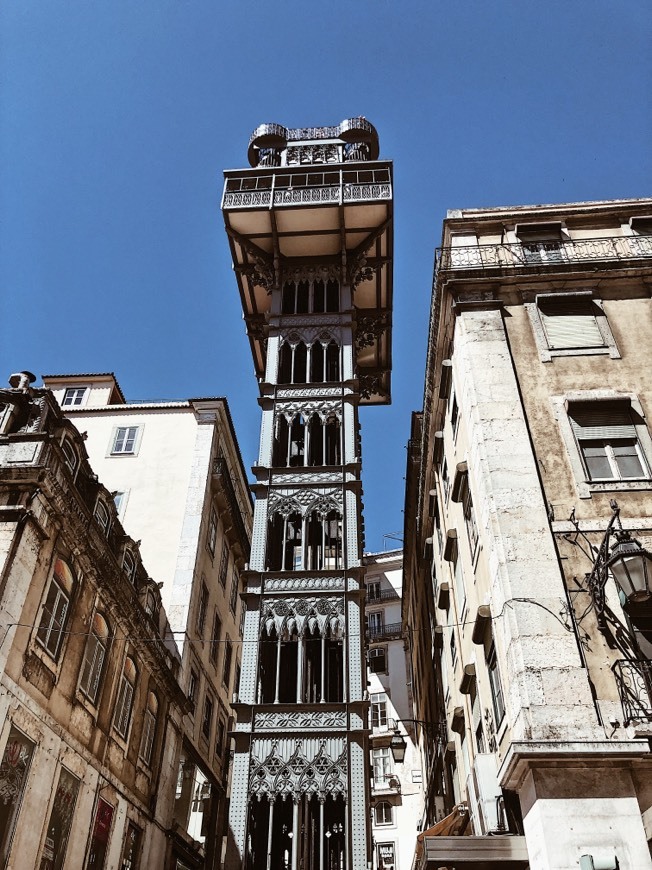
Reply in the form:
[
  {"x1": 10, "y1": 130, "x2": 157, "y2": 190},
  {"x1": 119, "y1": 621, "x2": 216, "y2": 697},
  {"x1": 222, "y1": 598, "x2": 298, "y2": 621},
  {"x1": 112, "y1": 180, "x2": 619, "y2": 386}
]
[{"x1": 467, "y1": 753, "x2": 506, "y2": 834}]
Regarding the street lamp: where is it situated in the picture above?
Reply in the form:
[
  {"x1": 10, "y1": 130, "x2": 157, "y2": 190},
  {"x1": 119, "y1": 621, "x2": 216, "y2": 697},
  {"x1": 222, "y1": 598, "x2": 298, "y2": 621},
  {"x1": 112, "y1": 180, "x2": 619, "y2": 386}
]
[
  {"x1": 388, "y1": 719, "x2": 445, "y2": 764},
  {"x1": 587, "y1": 501, "x2": 652, "y2": 623}
]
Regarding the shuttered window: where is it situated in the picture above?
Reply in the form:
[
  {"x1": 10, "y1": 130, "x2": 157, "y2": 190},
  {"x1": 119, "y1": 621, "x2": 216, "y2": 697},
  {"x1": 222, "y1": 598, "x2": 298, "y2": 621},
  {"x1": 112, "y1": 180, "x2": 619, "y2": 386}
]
[
  {"x1": 568, "y1": 401, "x2": 648, "y2": 481},
  {"x1": 538, "y1": 297, "x2": 605, "y2": 350}
]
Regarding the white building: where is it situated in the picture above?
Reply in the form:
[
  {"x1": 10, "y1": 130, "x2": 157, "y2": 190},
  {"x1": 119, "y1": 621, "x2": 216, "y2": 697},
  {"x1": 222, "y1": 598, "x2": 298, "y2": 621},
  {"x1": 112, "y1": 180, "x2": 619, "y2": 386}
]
[
  {"x1": 42, "y1": 372, "x2": 253, "y2": 870},
  {"x1": 364, "y1": 550, "x2": 424, "y2": 870}
]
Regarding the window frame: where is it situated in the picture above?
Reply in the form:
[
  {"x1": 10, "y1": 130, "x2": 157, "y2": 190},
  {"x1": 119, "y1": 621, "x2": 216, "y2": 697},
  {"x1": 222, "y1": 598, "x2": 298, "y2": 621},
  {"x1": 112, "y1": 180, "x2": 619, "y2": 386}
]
[
  {"x1": 197, "y1": 582, "x2": 209, "y2": 635},
  {"x1": 209, "y1": 612, "x2": 222, "y2": 666},
  {"x1": 222, "y1": 637, "x2": 233, "y2": 691},
  {"x1": 487, "y1": 643, "x2": 505, "y2": 729},
  {"x1": 370, "y1": 692, "x2": 388, "y2": 729},
  {"x1": 78, "y1": 611, "x2": 110, "y2": 704},
  {"x1": 374, "y1": 801, "x2": 394, "y2": 827},
  {"x1": 552, "y1": 392, "x2": 652, "y2": 498},
  {"x1": 113, "y1": 656, "x2": 137, "y2": 740},
  {"x1": 207, "y1": 508, "x2": 218, "y2": 557},
  {"x1": 525, "y1": 291, "x2": 620, "y2": 362},
  {"x1": 139, "y1": 692, "x2": 158, "y2": 766},
  {"x1": 368, "y1": 646, "x2": 387, "y2": 674},
  {"x1": 201, "y1": 693, "x2": 214, "y2": 741},
  {"x1": 62, "y1": 387, "x2": 88, "y2": 408},
  {"x1": 36, "y1": 559, "x2": 74, "y2": 661},
  {"x1": 109, "y1": 425, "x2": 142, "y2": 456}
]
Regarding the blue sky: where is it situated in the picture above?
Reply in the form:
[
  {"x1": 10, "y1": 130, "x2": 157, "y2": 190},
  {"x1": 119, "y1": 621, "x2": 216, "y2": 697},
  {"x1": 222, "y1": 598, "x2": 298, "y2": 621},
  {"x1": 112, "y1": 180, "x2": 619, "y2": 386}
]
[{"x1": 1, "y1": 0, "x2": 651, "y2": 553}]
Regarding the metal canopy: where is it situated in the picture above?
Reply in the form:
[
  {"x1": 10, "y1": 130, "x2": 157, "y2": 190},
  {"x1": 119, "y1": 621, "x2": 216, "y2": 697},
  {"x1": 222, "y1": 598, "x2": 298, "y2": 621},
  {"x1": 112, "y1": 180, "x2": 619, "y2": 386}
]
[{"x1": 222, "y1": 161, "x2": 393, "y2": 405}]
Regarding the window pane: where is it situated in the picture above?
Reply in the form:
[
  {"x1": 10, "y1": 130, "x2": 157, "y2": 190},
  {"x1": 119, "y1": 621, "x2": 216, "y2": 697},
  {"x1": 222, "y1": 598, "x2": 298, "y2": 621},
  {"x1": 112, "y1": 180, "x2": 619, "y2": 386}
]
[
  {"x1": 581, "y1": 441, "x2": 613, "y2": 480},
  {"x1": 612, "y1": 441, "x2": 646, "y2": 478}
]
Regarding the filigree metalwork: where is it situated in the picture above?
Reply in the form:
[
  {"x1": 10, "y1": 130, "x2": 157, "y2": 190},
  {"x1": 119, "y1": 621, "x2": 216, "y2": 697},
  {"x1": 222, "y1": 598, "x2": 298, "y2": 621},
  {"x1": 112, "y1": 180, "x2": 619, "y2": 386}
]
[
  {"x1": 249, "y1": 738, "x2": 347, "y2": 801},
  {"x1": 267, "y1": 489, "x2": 342, "y2": 518},
  {"x1": 358, "y1": 374, "x2": 382, "y2": 400},
  {"x1": 355, "y1": 313, "x2": 388, "y2": 350},
  {"x1": 264, "y1": 576, "x2": 345, "y2": 593},
  {"x1": 241, "y1": 260, "x2": 275, "y2": 292},
  {"x1": 260, "y1": 596, "x2": 345, "y2": 638},
  {"x1": 286, "y1": 145, "x2": 340, "y2": 166},
  {"x1": 254, "y1": 711, "x2": 347, "y2": 731}
]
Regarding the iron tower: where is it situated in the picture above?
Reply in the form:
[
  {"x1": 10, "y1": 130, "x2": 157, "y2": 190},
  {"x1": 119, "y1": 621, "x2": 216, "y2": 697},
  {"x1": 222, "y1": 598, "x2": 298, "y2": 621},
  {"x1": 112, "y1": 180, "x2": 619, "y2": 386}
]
[{"x1": 222, "y1": 119, "x2": 393, "y2": 870}]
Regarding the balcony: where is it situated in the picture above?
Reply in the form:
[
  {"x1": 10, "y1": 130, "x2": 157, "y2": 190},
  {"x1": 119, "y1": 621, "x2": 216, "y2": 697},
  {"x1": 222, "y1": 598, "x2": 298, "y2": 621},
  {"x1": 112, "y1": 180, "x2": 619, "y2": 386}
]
[
  {"x1": 367, "y1": 622, "x2": 403, "y2": 641},
  {"x1": 435, "y1": 235, "x2": 652, "y2": 276},
  {"x1": 366, "y1": 587, "x2": 400, "y2": 603},
  {"x1": 212, "y1": 458, "x2": 250, "y2": 561},
  {"x1": 613, "y1": 659, "x2": 652, "y2": 728},
  {"x1": 222, "y1": 167, "x2": 392, "y2": 211}
]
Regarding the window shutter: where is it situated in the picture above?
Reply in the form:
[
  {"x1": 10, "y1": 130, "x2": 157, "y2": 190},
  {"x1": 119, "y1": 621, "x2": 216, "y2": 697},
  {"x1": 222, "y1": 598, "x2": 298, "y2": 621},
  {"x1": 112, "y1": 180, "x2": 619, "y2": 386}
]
[
  {"x1": 538, "y1": 298, "x2": 604, "y2": 349},
  {"x1": 568, "y1": 401, "x2": 636, "y2": 440}
]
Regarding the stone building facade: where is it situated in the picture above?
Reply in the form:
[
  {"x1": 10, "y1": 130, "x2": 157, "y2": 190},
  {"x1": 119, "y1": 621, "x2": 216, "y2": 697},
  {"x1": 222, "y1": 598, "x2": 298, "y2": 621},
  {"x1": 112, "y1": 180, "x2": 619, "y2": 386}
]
[
  {"x1": 42, "y1": 372, "x2": 253, "y2": 869},
  {"x1": 364, "y1": 550, "x2": 424, "y2": 870},
  {"x1": 0, "y1": 372, "x2": 186, "y2": 869},
  {"x1": 221, "y1": 118, "x2": 393, "y2": 870},
  {"x1": 404, "y1": 199, "x2": 652, "y2": 869}
]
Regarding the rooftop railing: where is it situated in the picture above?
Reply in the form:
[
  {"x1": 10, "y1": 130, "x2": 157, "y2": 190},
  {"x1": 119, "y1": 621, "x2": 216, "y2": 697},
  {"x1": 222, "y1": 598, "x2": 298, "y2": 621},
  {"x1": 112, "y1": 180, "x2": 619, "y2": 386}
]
[
  {"x1": 613, "y1": 659, "x2": 652, "y2": 727},
  {"x1": 435, "y1": 235, "x2": 652, "y2": 274}
]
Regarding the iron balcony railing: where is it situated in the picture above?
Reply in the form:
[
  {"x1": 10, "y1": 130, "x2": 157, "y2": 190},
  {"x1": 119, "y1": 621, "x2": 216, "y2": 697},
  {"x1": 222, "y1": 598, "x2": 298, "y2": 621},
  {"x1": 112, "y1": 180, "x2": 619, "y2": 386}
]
[
  {"x1": 367, "y1": 622, "x2": 403, "y2": 640},
  {"x1": 366, "y1": 588, "x2": 400, "y2": 603},
  {"x1": 613, "y1": 659, "x2": 652, "y2": 727},
  {"x1": 435, "y1": 235, "x2": 652, "y2": 274},
  {"x1": 222, "y1": 167, "x2": 392, "y2": 210}
]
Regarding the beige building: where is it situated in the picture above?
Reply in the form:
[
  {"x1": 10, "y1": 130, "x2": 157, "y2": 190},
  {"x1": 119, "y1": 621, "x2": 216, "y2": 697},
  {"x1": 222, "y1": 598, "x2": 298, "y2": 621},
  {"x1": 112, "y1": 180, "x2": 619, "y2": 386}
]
[
  {"x1": 364, "y1": 550, "x2": 424, "y2": 870},
  {"x1": 404, "y1": 199, "x2": 652, "y2": 869},
  {"x1": 0, "y1": 372, "x2": 186, "y2": 869},
  {"x1": 42, "y1": 372, "x2": 253, "y2": 869}
]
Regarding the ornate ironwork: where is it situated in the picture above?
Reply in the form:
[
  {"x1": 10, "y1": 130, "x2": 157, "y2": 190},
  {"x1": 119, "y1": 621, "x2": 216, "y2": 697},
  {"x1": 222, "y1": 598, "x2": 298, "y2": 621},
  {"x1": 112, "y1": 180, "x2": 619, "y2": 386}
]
[
  {"x1": 436, "y1": 235, "x2": 652, "y2": 274},
  {"x1": 367, "y1": 621, "x2": 402, "y2": 640},
  {"x1": 613, "y1": 659, "x2": 652, "y2": 726},
  {"x1": 355, "y1": 313, "x2": 388, "y2": 350}
]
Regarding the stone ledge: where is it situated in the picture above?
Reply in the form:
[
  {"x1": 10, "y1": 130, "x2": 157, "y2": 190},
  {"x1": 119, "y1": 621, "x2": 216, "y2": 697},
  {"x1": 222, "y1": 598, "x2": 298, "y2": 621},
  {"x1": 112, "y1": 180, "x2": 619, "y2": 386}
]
[{"x1": 499, "y1": 740, "x2": 651, "y2": 790}]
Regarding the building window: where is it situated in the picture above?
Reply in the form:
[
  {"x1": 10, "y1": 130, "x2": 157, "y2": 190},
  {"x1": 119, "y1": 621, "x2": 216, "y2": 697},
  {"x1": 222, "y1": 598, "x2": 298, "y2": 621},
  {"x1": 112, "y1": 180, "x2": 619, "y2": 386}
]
[
  {"x1": 209, "y1": 613, "x2": 222, "y2": 666},
  {"x1": 216, "y1": 716, "x2": 227, "y2": 758},
  {"x1": 113, "y1": 490, "x2": 126, "y2": 516},
  {"x1": 113, "y1": 656, "x2": 137, "y2": 739},
  {"x1": 79, "y1": 611, "x2": 110, "y2": 703},
  {"x1": 377, "y1": 843, "x2": 396, "y2": 870},
  {"x1": 229, "y1": 570, "x2": 239, "y2": 615},
  {"x1": 0, "y1": 727, "x2": 36, "y2": 859},
  {"x1": 527, "y1": 292, "x2": 619, "y2": 361},
  {"x1": 94, "y1": 500, "x2": 111, "y2": 536},
  {"x1": 139, "y1": 692, "x2": 158, "y2": 765},
  {"x1": 122, "y1": 548, "x2": 137, "y2": 584},
  {"x1": 234, "y1": 661, "x2": 241, "y2": 698},
  {"x1": 538, "y1": 295, "x2": 605, "y2": 350},
  {"x1": 62, "y1": 387, "x2": 87, "y2": 407},
  {"x1": 188, "y1": 668, "x2": 199, "y2": 712},
  {"x1": 516, "y1": 222, "x2": 565, "y2": 264},
  {"x1": 36, "y1": 557, "x2": 74, "y2": 660},
  {"x1": 487, "y1": 644, "x2": 505, "y2": 728},
  {"x1": 569, "y1": 400, "x2": 650, "y2": 482},
  {"x1": 368, "y1": 610, "x2": 384, "y2": 638},
  {"x1": 449, "y1": 630, "x2": 458, "y2": 670},
  {"x1": 450, "y1": 393, "x2": 459, "y2": 438},
  {"x1": 372, "y1": 747, "x2": 392, "y2": 786},
  {"x1": 111, "y1": 426, "x2": 139, "y2": 455},
  {"x1": 374, "y1": 801, "x2": 393, "y2": 826},
  {"x1": 367, "y1": 581, "x2": 381, "y2": 601},
  {"x1": 120, "y1": 822, "x2": 142, "y2": 870},
  {"x1": 207, "y1": 508, "x2": 217, "y2": 556},
  {"x1": 202, "y1": 694, "x2": 214, "y2": 741},
  {"x1": 369, "y1": 646, "x2": 387, "y2": 674},
  {"x1": 222, "y1": 638, "x2": 233, "y2": 691},
  {"x1": 218, "y1": 540, "x2": 229, "y2": 584},
  {"x1": 371, "y1": 693, "x2": 388, "y2": 729},
  {"x1": 197, "y1": 582, "x2": 208, "y2": 635},
  {"x1": 39, "y1": 767, "x2": 80, "y2": 869},
  {"x1": 239, "y1": 601, "x2": 246, "y2": 638},
  {"x1": 452, "y1": 466, "x2": 479, "y2": 559},
  {"x1": 441, "y1": 459, "x2": 450, "y2": 502},
  {"x1": 61, "y1": 440, "x2": 78, "y2": 475}
]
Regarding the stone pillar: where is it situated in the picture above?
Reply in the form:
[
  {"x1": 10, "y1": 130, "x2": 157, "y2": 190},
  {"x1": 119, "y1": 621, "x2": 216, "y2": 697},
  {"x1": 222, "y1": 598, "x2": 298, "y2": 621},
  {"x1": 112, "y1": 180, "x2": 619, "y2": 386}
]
[{"x1": 454, "y1": 306, "x2": 601, "y2": 742}]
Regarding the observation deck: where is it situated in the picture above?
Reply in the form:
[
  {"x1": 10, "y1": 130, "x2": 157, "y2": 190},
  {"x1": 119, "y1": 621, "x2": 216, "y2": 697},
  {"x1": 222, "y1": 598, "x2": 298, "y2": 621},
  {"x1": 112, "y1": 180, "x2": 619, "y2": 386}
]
[{"x1": 222, "y1": 118, "x2": 393, "y2": 405}]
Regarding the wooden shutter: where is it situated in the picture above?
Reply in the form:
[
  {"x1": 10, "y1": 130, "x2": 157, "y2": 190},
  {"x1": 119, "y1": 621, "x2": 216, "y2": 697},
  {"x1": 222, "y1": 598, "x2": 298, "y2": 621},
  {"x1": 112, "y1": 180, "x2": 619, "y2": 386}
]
[{"x1": 538, "y1": 297, "x2": 604, "y2": 349}]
